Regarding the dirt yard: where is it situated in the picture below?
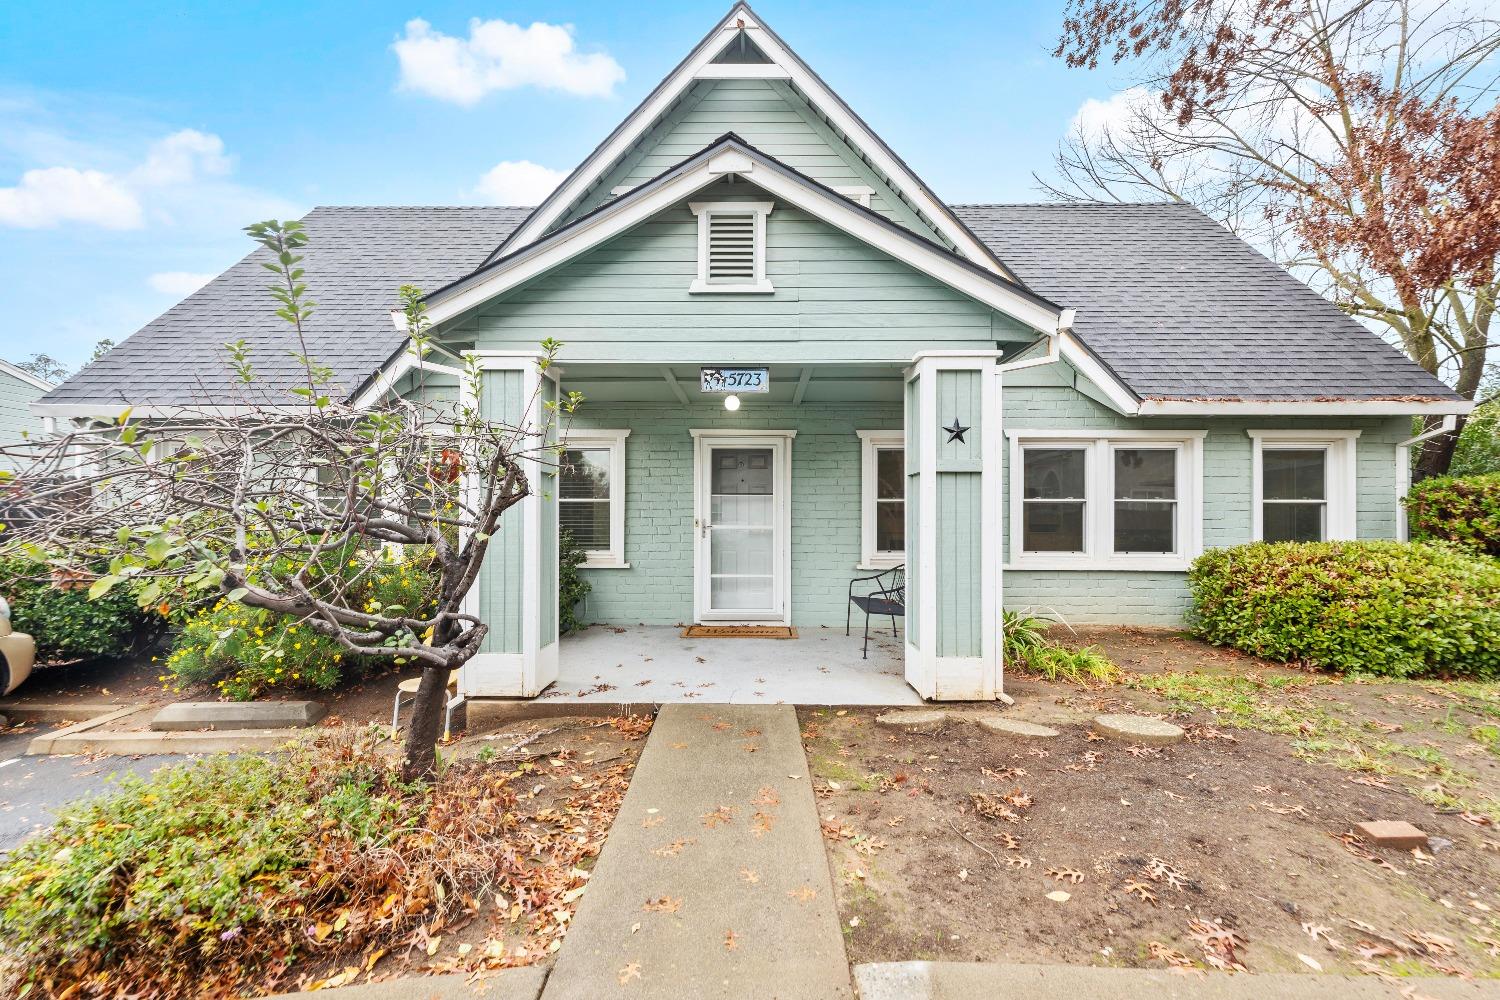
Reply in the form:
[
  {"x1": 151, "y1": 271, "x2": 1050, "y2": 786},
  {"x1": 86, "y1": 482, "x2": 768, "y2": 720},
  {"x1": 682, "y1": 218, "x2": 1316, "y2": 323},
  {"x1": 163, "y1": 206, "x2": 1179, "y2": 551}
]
[{"x1": 803, "y1": 630, "x2": 1500, "y2": 983}]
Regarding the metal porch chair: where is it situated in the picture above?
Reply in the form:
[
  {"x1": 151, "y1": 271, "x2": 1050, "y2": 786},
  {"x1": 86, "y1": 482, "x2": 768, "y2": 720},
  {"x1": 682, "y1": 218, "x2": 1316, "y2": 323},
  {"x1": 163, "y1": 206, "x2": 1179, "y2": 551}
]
[{"x1": 846, "y1": 564, "x2": 905, "y2": 659}]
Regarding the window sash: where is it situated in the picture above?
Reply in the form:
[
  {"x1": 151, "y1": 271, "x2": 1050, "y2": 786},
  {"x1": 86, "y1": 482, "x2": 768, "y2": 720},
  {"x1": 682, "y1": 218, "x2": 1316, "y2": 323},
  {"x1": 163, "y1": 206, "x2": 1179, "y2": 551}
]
[{"x1": 559, "y1": 432, "x2": 629, "y2": 567}]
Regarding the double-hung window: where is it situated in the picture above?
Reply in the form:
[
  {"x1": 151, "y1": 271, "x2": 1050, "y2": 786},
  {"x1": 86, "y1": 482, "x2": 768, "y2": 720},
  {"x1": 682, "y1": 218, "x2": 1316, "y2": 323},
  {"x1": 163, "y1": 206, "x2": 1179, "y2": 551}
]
[
  {"x1": 688, "y1": 201, "x2": 774, "y2": 294},
  {"x1": 558, "y1": 430, "x2": 630, "y2": 568},
  {"x1": 1008, "y1": 432, "x2": 1204, "y2": 569},
  {"x1": 1249, "y1": 430, "x2": 1358, "y2": 542},
  {"x1": 857, "y1": 431, "x2": 905, "y2": 568}
]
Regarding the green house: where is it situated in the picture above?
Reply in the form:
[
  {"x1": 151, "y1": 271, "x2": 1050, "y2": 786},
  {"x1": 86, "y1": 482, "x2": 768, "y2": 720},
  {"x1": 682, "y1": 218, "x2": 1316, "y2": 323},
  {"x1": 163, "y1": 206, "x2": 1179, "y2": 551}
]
[{"x1": 39, "y1": 5, "x2": 1469, "y2": 704}]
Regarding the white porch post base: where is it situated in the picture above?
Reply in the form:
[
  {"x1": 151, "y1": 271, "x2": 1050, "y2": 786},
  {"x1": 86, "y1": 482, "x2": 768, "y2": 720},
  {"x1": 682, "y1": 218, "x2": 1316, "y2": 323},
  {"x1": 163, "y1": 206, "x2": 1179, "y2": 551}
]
[{"x1": 459, "y1": 642, "x2": 559, "y2": 699}]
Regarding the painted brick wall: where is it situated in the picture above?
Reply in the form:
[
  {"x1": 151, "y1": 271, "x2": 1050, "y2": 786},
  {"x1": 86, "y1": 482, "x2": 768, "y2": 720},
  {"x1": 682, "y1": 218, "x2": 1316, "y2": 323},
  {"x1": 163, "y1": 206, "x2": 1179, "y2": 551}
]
[{"x1": 568, "y1": 402, "x2": 901, "y2": 627}]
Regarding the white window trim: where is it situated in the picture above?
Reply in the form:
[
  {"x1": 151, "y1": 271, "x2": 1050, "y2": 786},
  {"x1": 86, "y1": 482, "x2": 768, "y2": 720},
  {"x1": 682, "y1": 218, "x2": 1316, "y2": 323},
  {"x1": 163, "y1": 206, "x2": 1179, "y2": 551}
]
[
  {"x1": 1005, "y1": 429, "x2": 1206, "y2": 571},
  {"x1": 833, "y1": 185, "x2": 874, "y2": 208},
  {"x1": 856, "y1": 430, "x2": 905, "y2": 569},
  {"x1": 560, "y1": 429, "x2": 630, "y2": 569},
  {"x1": 688, "y1": 200, "x2": 774, "y2": 294},
  {"x1": 1248, "y1": 429, "x2": 1359, "y2": 542}
]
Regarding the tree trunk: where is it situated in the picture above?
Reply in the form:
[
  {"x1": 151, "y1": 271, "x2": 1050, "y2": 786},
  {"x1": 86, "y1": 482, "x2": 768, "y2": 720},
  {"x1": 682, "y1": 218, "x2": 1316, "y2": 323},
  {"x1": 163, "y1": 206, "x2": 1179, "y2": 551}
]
[
  {"x1": 1412, "y1": 415, "x2": 1466, "y2": 483},
  {"x1": 401, "y1": 661, "x2": 453, "y2": 781}
]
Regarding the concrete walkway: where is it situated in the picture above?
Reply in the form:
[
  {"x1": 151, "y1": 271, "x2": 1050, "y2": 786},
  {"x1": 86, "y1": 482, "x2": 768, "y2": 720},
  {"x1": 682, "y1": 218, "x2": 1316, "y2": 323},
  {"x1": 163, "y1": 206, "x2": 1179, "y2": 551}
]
[
  {"x1": 542, "y1": 704, "x2": 852, "y2": 999},
  {"x1": 854, "y1": 962, "x2": 1500, "y2": 999}
]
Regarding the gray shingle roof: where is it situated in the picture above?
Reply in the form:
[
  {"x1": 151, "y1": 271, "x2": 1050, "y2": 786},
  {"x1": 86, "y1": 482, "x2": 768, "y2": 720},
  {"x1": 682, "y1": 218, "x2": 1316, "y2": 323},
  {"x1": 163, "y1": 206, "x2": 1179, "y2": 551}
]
[
  {"x1": 45, "y1": 200, "x2": 1455, "y2": 407},
  {"x1": 954, "y1": 202, "x2": 1456, "y2": 401},
  {"x1": 43, "y1": 206, "x2": 530, "y2": 406}
]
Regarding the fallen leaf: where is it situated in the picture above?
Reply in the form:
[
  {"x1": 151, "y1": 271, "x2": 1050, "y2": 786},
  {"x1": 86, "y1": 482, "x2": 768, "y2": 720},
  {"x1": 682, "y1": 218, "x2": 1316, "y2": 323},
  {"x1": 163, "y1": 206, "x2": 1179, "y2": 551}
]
[
  {"x1": 643, "y1": 896, "x2": 682, "y2": 914},
  {"x1": 1298, "y1": 954, "x2": 1323, "y2": 971},
  {"x1": 618, "y1": 962, "x2": 641, "y2": 985},
  {"x1": 1045, "y1": 890, "x2": 1071, "y2": 902}
]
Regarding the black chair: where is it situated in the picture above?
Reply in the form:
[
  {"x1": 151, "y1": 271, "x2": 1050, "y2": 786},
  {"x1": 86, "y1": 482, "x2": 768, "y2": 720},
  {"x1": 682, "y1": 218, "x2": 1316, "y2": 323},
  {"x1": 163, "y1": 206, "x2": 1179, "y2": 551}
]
[{"x1": 846, "y1": 564, "x2": 905, "y2": 659}]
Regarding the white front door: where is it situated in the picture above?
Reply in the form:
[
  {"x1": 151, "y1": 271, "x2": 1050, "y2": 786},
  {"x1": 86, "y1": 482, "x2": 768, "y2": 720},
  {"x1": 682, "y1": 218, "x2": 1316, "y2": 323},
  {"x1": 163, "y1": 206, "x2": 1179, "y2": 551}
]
[{"x1": 693, "y1": 434, "x2": 791, "y2": 623}]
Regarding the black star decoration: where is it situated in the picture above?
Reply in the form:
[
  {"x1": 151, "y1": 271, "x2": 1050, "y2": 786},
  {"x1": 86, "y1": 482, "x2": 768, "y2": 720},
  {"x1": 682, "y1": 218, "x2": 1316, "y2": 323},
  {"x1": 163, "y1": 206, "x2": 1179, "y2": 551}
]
[{"x1": 943, "y1": 418, "x2": 970, "y2": 444}]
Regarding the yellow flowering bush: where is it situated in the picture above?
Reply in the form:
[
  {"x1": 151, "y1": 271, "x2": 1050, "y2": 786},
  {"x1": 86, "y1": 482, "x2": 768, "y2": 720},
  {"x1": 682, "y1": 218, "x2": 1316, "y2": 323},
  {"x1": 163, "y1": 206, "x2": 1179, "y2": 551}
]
[{"x1": 164, "y1": 552, "x2": 438, "y2": 700}]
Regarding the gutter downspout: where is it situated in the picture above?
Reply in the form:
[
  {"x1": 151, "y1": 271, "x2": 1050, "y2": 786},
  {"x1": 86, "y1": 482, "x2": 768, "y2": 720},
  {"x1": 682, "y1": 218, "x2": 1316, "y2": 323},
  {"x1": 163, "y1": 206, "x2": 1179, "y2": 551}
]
[{"x1": 1394, "y1": 414, "x2": 1458, "y2": 540}]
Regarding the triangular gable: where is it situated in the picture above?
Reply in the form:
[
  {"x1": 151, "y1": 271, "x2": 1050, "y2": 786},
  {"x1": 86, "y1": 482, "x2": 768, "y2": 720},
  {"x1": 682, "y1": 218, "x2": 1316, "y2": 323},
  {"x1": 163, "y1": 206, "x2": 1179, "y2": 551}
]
[
  {"x1": 423, "y1": 136, "x2": 1062, "y2": 340},
  {"x1": 488, "y1": 4, "x2": 1018, "y2": 283}
]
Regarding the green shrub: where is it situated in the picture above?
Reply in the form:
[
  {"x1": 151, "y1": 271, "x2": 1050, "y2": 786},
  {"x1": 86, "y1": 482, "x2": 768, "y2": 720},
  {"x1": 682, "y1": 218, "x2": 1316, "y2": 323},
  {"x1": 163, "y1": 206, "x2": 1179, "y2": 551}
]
[
  {"x1": 1406, "y1": 471, "x2": 1500, "y2": 556},
  {"x1": 1189, "y1": 540, "x2": 1500, "y2": 678},
  {"x1": 1002, "y1": 610, "x2": 1118, "y2": 684},
  {"x1": 163, "y1": 553, "x2": 437, "y2": 699},
  {"x1": 1448, "y1": 398, "x2": 1500, "y2": 477},
  {"x1": 559, "y1": 529, "x2": 591, "y2": 635},
  {"x1": 0, "y1": 557, "x2": 161, "y2": 662}
]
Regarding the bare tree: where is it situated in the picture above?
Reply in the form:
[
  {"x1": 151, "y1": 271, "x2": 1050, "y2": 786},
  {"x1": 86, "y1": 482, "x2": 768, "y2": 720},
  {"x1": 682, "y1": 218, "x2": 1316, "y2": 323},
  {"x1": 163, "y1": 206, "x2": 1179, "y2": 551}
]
[
  {"x1": 1043, "y1": 0, "x2": 1500, "y2": 477},
  {"x1": 0, "y1": 223, "x2": 579, "y2": 779}
]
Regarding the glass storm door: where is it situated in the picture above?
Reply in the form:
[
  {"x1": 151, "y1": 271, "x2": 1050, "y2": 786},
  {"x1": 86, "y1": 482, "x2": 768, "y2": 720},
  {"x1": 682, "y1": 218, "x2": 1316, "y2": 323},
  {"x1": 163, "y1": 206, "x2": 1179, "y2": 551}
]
[{"x1": 696, "y1": 439, "x2": 786, "y2": 621}]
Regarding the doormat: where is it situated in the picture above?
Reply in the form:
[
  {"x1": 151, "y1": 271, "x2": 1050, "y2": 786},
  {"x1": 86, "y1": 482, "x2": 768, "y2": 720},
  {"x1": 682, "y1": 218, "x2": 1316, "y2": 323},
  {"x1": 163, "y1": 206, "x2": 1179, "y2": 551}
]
[{"x1": 681, "y1": 625, "x2": 799, "y2": 639}]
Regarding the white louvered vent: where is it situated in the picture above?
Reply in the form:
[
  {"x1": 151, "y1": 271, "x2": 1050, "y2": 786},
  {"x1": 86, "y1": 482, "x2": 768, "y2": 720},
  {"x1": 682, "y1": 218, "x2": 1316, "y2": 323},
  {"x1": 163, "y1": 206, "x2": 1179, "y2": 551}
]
[
  {"x1": 689, "y1": 201, "x2": 774, "y2": 293},
  {"x1": 707, "y1": 213, "x2": 757, "y2": 281}
]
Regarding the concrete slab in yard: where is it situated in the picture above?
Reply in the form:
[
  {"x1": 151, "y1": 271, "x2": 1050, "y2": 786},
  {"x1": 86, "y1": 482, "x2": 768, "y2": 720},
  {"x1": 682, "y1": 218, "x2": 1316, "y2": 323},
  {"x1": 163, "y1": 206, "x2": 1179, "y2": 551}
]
[
  {"x1": 854, "y1": 962, "x2": 1500, "y2": 1000},
  {"x1": 265, "y1": 967, "x2": 547, "y2": 999},
  {"x1": 151, "y1": 700, "x2": 325, "y2": 731},
  {"x1": 29, "y1": 727, "x2": 312, "y2": 756},
  {"x1": 542, "y1": 704, "x2": 852, "y2": 1000},
  {"x1": 0, "y1": 702, "x2": 124, "y2": 723}
]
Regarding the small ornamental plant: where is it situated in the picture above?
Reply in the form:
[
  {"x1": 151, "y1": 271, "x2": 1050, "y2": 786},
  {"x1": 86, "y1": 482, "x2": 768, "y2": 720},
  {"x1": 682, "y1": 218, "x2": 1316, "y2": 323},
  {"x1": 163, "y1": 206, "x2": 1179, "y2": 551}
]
[
  {"x1": 1189, "y1": 540, "x2": 1500, "y2": 679},
  {"x1": 1405, "y1": 471, "x2": 1500, "y2": 556}
]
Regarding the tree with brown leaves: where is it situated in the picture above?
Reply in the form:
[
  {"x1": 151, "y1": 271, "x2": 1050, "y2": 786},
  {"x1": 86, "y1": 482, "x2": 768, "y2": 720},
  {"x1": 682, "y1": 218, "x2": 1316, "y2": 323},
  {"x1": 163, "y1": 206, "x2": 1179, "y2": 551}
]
[{"x1": 1045, "y1": 0, "x2": 1500, "y2": 477}]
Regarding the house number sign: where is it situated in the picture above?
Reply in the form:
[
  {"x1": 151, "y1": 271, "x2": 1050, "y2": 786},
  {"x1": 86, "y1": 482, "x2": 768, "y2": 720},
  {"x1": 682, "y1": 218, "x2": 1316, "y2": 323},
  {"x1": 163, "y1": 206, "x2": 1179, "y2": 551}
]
[{"x1": 700, "y1": 367, "x2": 770, "y2": 393}]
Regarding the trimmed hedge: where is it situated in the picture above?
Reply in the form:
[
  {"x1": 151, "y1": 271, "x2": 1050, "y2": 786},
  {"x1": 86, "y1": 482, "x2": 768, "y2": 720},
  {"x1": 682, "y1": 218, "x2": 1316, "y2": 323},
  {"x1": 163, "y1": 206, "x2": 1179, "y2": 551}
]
[
  {"x1": 1406, "y1": 472, "x2": 1500, "y2": 556},
  {"x1": 0, "y1": 557, "x2": 161, "y2": 662},
  {"x1": 1189, "y1": 541, "x2": 1500, "y2": 679}
]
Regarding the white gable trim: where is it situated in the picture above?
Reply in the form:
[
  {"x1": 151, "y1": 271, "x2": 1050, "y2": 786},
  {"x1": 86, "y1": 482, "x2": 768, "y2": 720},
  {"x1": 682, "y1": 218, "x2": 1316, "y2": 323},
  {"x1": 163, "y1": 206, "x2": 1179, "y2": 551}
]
[
  {"x1": 0, "y1": 359, "x2": 56, "y2": 392},
  {"x1": 496, "y1": 4, "x2": 1010, "y2": 279},
  {"x1": 418, "y1": 146, "x2": 1065, "y2": 337}
]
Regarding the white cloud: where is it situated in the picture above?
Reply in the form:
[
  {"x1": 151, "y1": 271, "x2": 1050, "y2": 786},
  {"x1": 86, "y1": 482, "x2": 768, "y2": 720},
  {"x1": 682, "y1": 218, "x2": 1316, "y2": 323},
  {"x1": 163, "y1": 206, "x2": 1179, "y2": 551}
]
[
  {"x1": 0, "y1": 127, "x2": 291, "y2": 231},
  {"x1": 0, "y1": 165, "x2": 143, "y2": 228},
  {"x1": 393, "y1": 17, "x2": 625, "y2": 105},
  {"x1": 147, "y1": 270, "x2": 214, "y2": 296},
  {"x1": 474, "y1": 160, "x2": 567, "y2": 205},
  {"x1": 1070, "y1": 86, "x2": 1157, "y2": 139}
]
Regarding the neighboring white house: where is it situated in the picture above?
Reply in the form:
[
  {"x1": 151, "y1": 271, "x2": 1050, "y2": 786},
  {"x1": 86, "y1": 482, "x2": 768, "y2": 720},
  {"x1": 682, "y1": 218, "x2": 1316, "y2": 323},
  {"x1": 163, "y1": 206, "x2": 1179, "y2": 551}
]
[{"x1": 0, "y1": 360, "x2": 54, "y2": 470}]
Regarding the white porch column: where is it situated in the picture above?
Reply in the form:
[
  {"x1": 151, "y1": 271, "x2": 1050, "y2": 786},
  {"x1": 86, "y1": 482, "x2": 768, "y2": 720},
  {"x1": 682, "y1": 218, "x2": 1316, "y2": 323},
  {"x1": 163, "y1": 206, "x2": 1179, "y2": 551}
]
[
  {"x1": 458, "y1": 352, "x2": 561, "y2": 698},
  {"x1": 903, "y1": 351, "x2": 1003, "y2": 701}
]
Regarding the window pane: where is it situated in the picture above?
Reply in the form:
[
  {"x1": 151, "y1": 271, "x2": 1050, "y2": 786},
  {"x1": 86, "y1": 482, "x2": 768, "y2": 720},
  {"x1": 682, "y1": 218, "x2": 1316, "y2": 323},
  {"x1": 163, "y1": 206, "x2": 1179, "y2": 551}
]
[
  {"x1": 1114, "y1": 501, "x2": 1175, "y2": 553},
  {"x1": 560, "y1": 448, "x2": 610, "y2": 500},
  {"x1": 1263, "y1": 502, "x2": 1325, "y2": 543},
  {"x1": 1114, "y1": 448, "x2": 1176, "y2": 500},
  {"x1": 560, "y1": 499, "x2": 611, "y2": 550},
  {"x1": 1023, "y1": 500, "x2": 1085, "y2": 552},
  {"x1": 876, "y1": 499, "x2": 904, "y2": 552},
  {"x1": 876, "y1": 447, "x2": 904, "y2": 500},
  {"x1": 1023, "y1": 448, "x2": 1086, "y2": 499},
  {"x1": 1263, "y1": 449, "x2": 1325, "y2": 501}
]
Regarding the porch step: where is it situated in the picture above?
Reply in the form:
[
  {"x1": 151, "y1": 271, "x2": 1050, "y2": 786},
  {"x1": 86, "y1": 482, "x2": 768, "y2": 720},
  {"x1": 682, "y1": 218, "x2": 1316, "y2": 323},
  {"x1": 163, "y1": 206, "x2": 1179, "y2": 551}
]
[{"x1": 542, "y1": 704, "x2": 852, "y2": 999}]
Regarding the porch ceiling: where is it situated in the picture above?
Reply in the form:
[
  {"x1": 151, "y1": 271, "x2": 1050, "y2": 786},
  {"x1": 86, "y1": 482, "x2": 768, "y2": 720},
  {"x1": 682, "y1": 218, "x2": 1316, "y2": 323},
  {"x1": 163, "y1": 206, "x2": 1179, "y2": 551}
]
[{"x1": 558, "y1": 362, "x2": 906, "y2": 405}]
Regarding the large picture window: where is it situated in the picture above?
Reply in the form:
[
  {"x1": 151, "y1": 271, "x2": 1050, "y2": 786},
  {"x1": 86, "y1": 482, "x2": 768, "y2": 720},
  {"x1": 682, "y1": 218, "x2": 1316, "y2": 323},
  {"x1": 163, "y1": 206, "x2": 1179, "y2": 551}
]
[
  {"x1": 1008, "y1": 432, "x2": 1204, "y2": 570},
  {"x1": 559, "y1": 430, "x2": 630, "y2": 567},
  {"x1": 857, "y1": 431, "x2": 905, "y2": 568},
  {"x1": 1250, "y1": 431, "x2": 1358, "y2": 543}
]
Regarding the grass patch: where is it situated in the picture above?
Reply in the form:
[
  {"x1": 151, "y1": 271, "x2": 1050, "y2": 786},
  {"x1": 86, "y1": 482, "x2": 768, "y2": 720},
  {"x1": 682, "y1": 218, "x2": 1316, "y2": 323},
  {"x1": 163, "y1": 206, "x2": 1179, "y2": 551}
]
[
  {"x1": 1003, "y1": 612, "x2": 1119, "y2": 685},
  {"x1": 812, "y1": 755, "x2": 884, "y2": 791}
]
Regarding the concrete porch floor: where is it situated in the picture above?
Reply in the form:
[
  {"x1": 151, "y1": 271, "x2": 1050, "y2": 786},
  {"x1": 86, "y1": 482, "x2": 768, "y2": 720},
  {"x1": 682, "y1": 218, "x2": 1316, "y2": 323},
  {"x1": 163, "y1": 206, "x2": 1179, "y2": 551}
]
[{"x1": 538, "y1": 623, "x2": 922, "y2": 705}]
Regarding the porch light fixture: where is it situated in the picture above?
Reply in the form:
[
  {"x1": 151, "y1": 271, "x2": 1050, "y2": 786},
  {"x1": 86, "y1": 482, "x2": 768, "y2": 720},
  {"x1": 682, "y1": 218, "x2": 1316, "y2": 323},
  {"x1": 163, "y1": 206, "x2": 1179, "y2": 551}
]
[{"x1": 723, "y1": 394, "x2": 741, "y2": 412}]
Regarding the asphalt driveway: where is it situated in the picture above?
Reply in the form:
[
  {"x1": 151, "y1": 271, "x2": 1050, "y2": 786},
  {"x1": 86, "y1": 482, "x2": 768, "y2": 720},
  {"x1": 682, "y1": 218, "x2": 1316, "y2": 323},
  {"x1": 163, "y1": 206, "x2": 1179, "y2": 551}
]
[{"x1": 0, "y1": 726, "x2": 178, "y2": 852}]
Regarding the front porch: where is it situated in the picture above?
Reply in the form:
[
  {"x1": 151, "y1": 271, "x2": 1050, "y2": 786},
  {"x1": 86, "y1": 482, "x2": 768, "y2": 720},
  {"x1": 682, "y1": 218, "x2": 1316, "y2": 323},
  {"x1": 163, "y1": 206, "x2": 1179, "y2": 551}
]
[{"x1": 539, "y1": 623, "x2": 920, "y2": 705}]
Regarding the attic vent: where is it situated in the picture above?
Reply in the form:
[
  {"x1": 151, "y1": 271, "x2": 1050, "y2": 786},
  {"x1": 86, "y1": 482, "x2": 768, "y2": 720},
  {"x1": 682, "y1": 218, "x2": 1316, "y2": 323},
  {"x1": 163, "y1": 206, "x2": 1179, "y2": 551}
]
[
  {"x1": 707, "y1": 213, "x2": 756, "y2": 280},
  {"x1": 689, "y1": 201, "x2": 774, "y2": 294}
]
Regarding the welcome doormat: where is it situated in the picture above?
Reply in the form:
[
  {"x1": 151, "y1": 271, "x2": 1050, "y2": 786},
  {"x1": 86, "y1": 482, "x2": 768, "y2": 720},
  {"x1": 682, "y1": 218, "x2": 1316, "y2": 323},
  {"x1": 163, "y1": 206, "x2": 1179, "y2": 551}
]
[{"x1": 681, "y1": 625, "x2": 799, "y2": 639}]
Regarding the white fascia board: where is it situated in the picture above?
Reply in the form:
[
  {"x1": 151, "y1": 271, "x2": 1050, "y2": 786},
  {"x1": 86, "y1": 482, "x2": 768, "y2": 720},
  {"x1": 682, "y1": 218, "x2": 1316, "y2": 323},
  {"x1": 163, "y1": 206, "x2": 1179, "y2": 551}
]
[
  {"x1": 424, "y1": 151, "x2": 1064, "y2": 336},
  {"x1": 500, "y1": 5, "x2": 1008, "y2": 278},
  {"x1": 351, "y1": 344, "x2": 465, "y2": 409},
  {"x1": 1057, "y1": 332, "x2": 1140, "y2": 415},
  {"x1": 1140, "y1": 398, "x2": 1473, "y2": 416},
  {"x1": 0, "y1": 359, "x2": 57, "y2": 392}
]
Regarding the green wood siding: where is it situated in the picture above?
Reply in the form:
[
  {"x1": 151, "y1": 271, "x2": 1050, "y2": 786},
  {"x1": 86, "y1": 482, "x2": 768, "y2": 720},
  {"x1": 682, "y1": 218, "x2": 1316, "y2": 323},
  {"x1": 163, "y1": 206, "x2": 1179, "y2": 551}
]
[
  {"x1": 563, "y1": 78, "x2": 946, "y2": 245},
  {"x1": 466, "y1": 190, "x2": 1031, "y2": 364},
  {"x1": 1001, "y1": 378, "x2": 1411, "y2": 624}
]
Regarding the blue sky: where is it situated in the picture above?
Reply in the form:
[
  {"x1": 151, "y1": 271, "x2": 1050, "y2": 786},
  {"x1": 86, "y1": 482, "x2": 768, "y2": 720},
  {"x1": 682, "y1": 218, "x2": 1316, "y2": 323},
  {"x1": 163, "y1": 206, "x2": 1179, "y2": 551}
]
[{"x1": 0, "y1": 1, "x2": 1123, "y2": 373}]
